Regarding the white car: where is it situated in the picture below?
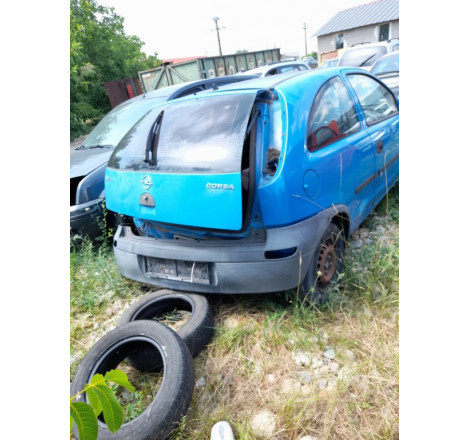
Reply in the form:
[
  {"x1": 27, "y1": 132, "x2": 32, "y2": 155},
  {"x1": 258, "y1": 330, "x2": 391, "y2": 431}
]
[
  {"x1": 237, "y1": 61, "x2": 310, "y2": 77},
  {"x1": 339, "y1": 40, "x2": 399, "y2": 71}
]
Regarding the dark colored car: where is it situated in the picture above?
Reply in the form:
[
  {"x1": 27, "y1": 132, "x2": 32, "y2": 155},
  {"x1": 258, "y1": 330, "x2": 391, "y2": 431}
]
[
  {"x1": 70, "y1": 75, "x2": 257, "y2": 240},
  {"x1": 105, "y1": 68, "x2": 399, "y2": 302}
]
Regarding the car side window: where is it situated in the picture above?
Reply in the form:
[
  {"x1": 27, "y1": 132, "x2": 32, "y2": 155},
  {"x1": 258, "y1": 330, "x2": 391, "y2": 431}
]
[
  {"x1": 347, "y1": 74, "x2": 398, "y2": 125},
  {"x1": 277, "y1": 65, "x2": 297, "y2": 74},
  {"x1": 306, "y1": 76, "x2": 360, "y2": 152}
]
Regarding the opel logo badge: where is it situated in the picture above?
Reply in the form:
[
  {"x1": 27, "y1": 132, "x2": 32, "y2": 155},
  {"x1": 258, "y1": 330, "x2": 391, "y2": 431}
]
[{"x1": 141, "y1": 175, "x2": 153, "y2": 190}]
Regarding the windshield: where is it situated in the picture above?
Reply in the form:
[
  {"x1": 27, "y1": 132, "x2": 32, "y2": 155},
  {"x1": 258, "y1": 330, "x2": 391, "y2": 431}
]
[
  {"x1": 339, "y1": 46, "x2": 387, "y2": 67},
  {"x1": 108, "y1": 93, "x2": 256, "y2": 173},
  {"x1": 81, "y1": 96, "x2": 168, "y2": 149},
  {"x1": 371, "y1": 53, "x2": 399, "y2": 75}
]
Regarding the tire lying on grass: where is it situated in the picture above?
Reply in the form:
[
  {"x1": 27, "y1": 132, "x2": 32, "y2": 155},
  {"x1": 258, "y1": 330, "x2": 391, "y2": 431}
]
[
  {"x1": 70, "y1": 321, "x2": 194, "y2": 440},
  {"x1": 119, "y1": 289, "x2": 213, "y2": 372}
]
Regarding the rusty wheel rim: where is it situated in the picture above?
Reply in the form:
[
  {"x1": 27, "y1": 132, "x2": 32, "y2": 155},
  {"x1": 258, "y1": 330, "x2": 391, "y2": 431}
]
[{"x1": 317, "y1": 242, "x2": 337, "y2": 285}]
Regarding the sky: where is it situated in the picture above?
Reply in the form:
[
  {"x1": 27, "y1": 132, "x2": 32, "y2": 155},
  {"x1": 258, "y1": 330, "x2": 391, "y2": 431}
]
[{"x1": 98, "y1": 0, "x2": 368, "y2": 60}]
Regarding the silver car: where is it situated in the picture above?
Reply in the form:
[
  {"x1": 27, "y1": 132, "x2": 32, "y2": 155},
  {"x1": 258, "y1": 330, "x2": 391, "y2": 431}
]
[
  {"x1": 371, "y1": 51, "x2": 399, "y2": 96},
  {"x1": 237, "y1": 60, "x2": 310, "y2": 77}
]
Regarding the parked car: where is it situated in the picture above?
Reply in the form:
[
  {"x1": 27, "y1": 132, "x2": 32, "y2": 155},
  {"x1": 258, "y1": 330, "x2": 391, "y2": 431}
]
[
  {"x1": 70, "y1": 74, "x2": 257, "y2": 240},
  {"x1": 237, "y1": 60, "x2": 310, "y2": 77},
  {"x1": 371, "y1": 51, "x2": 399, "y2": 96},
  {"x1": 338, "y1": 39, "x2": 399, "y2": 70},
  {"x1": 318, "y1": 58, "x2": 339, "y2": 69},
  {"x1": 301, "y1": 56, "x2": 318, "y2": 68},
  {"x1": 105, "y1": 67, "x2": 399, "y2": 303}
]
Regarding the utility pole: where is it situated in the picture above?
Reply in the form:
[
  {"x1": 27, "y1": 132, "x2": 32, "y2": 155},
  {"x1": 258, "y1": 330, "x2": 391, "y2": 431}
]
[
  {"x1": 213, "y1": 17, "x2": 223, "y2": 56},
  {"x1": 303, "y1": 23, "x2": 308, "y2": 56}
]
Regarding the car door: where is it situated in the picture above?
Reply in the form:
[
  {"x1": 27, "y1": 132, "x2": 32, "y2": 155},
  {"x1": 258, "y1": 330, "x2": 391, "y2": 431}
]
[
  {"x1": 346, "y1": 73, "x2": 399, "y2": 206},
  {"x1": 305, "y1": 75, "x2": 376, "y2": 228}
]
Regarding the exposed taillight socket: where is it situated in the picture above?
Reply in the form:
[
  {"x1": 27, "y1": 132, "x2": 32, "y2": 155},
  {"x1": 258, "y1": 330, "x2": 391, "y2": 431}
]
[{"x1": 264, "y1": 247, "x2": 297, "y2": 260}]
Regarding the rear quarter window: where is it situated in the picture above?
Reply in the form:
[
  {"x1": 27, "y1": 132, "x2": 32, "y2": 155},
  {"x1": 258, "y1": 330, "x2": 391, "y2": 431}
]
[{"x1": 306, "y1": 76, "x2": 360, "y2": 152}]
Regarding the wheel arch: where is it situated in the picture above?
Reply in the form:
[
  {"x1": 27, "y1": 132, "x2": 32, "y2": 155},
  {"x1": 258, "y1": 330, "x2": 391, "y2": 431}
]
[{"x1": 330, "y1": 211, "x2": 350, "y2": 241}]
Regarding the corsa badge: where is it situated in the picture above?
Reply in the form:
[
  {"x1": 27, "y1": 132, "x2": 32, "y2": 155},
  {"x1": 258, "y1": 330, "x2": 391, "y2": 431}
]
[{"x1": 206, "y1": 183, "x2": 235, "y2": 190}]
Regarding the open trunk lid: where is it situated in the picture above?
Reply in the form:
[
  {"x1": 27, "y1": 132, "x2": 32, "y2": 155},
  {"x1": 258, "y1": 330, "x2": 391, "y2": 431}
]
[{"x1": 105, "y1": 92, "x2": 257, "y2": 231}]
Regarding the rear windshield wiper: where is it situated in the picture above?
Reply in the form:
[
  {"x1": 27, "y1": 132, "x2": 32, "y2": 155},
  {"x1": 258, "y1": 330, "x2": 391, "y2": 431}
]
[
  {"x1": 359, "y1": 54, "x2": 376, "y2": 67},
  {"x1": 144, "y1": 110, "x2": 164, "y2": 165}
]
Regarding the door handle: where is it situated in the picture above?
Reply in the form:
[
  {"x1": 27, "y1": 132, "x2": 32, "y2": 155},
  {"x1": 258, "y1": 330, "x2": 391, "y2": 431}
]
[{"x1": 376, "y1": 140, "x2": 384, "y2": 153}]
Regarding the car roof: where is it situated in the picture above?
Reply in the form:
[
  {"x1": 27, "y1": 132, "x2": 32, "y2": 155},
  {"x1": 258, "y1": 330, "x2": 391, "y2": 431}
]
[
  {"x1": 124, "y1": 74, "x2": 259, "y2": 104},
  {"x1": 197, "y1": 67, "x2": 366, "y2": 97},
  {"x1": 238, "y1": 60, "x2": 310, "y2": 75},
  {"x1": 198, "y1": 70, "x2": 308, "y2": 93}
]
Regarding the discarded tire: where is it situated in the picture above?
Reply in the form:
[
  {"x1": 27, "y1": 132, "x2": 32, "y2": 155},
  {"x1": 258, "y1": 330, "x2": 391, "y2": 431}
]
[
  {"x1": 70, "y1": 321, "x2": 194, "y2": 440},
  {"x1": 119, "y1": 289, "x2": 213, "y2": 371}
]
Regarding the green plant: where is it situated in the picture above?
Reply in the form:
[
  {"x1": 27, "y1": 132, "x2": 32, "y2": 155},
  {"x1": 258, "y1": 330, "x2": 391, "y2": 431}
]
[{"x1": 70, "y1": 369, "x2": 135, "y2": 440}]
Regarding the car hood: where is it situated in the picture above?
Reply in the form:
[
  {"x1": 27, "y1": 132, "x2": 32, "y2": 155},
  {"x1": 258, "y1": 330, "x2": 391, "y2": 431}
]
[{"x1": 70, "y1": 148, "x2": 115, "y2": 178}]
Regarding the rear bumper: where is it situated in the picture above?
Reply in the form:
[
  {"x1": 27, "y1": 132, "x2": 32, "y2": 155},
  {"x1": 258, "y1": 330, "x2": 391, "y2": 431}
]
[
  {"x1": 70, "y1": 198, "x2": 104, "y2": 239},
  {"x1": 112, "y1": 208, "x2": 341, "y2": 294}
]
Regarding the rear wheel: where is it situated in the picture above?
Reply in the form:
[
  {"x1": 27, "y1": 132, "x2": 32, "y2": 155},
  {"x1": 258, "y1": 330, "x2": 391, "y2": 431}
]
[{"x1": 301, "y1": 223, "x2": 345, "y2": 304}]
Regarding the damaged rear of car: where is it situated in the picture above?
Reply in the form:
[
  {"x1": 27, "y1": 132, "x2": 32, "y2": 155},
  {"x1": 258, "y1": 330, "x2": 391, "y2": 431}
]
[{"x1": 106, "y1": 69, "x2": 399, "y2": 301}]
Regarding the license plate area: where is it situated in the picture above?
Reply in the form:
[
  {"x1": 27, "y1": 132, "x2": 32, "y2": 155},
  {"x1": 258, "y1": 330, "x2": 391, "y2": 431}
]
[{"x1": 145, "y1": 257, "x2": 211, "y2": 285}]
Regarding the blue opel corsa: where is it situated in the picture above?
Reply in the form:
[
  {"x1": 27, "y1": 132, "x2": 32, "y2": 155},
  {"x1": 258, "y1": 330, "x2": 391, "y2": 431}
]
[{"x1": 105, "y1": 67, "x2": 399, "y2": 303}]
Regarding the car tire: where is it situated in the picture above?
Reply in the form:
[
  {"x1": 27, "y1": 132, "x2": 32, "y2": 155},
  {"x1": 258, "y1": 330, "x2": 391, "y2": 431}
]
[
  {"x1": 70, "y1": 321, "x2": 194, "y2": 440},
  {"x1": 118, "y1": 290, "x2": 213, "y2": 371},
  {"x1": 300, "y1": 223, "x2": 345, "y2": 304}
]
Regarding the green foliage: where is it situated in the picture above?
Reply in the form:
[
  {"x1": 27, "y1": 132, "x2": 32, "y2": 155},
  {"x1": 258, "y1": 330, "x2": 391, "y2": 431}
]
[
  {"x1": 70, "y1": 239, "x2": 139, "y2": 313},
  {"x1": 70, "y1": 0, "x2": 161, "y2": 139},
  {"x1": 70, "y1": 402, "x2": 98, "y2": 440},
  {"x1": 306, "y1": 51, "x2": 318, "y2": 60},
  {"x1": 70, "y1": 370, "x2": 135, "y2": 440}
]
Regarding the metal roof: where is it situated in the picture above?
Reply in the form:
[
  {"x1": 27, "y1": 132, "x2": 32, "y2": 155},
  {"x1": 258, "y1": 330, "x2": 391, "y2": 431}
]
[{"x1": 312, "y1": 0, "x2": 399, "y2": 37}]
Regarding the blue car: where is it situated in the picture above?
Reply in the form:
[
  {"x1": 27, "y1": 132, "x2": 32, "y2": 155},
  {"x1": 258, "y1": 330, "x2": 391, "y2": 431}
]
[{"x1": 105, "y1": 68, "x2": 399, "y2": 302}]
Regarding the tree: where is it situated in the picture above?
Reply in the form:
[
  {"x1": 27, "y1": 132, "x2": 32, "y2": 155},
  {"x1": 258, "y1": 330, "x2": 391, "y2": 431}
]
[
  {"x1": 306, "y1": 51, "x2": 318, "y2": 60},
  {"x1": 70, "y1": 0, "x2": 160, "y2": 139}
]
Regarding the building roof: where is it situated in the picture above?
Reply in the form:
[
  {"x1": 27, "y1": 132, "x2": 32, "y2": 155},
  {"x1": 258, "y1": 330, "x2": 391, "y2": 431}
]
[
  {"x1": 162, "y1": 56, "x2": 207, "y2": 65},
  {"x1": 312, "y1": 0, "x2": 399, "y2": 37}
]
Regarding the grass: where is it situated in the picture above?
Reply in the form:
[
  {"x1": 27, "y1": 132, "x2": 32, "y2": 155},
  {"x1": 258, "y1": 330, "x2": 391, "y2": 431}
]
[{"x1": 70, "y1": 184, "x2": 399, "y2": 439}]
